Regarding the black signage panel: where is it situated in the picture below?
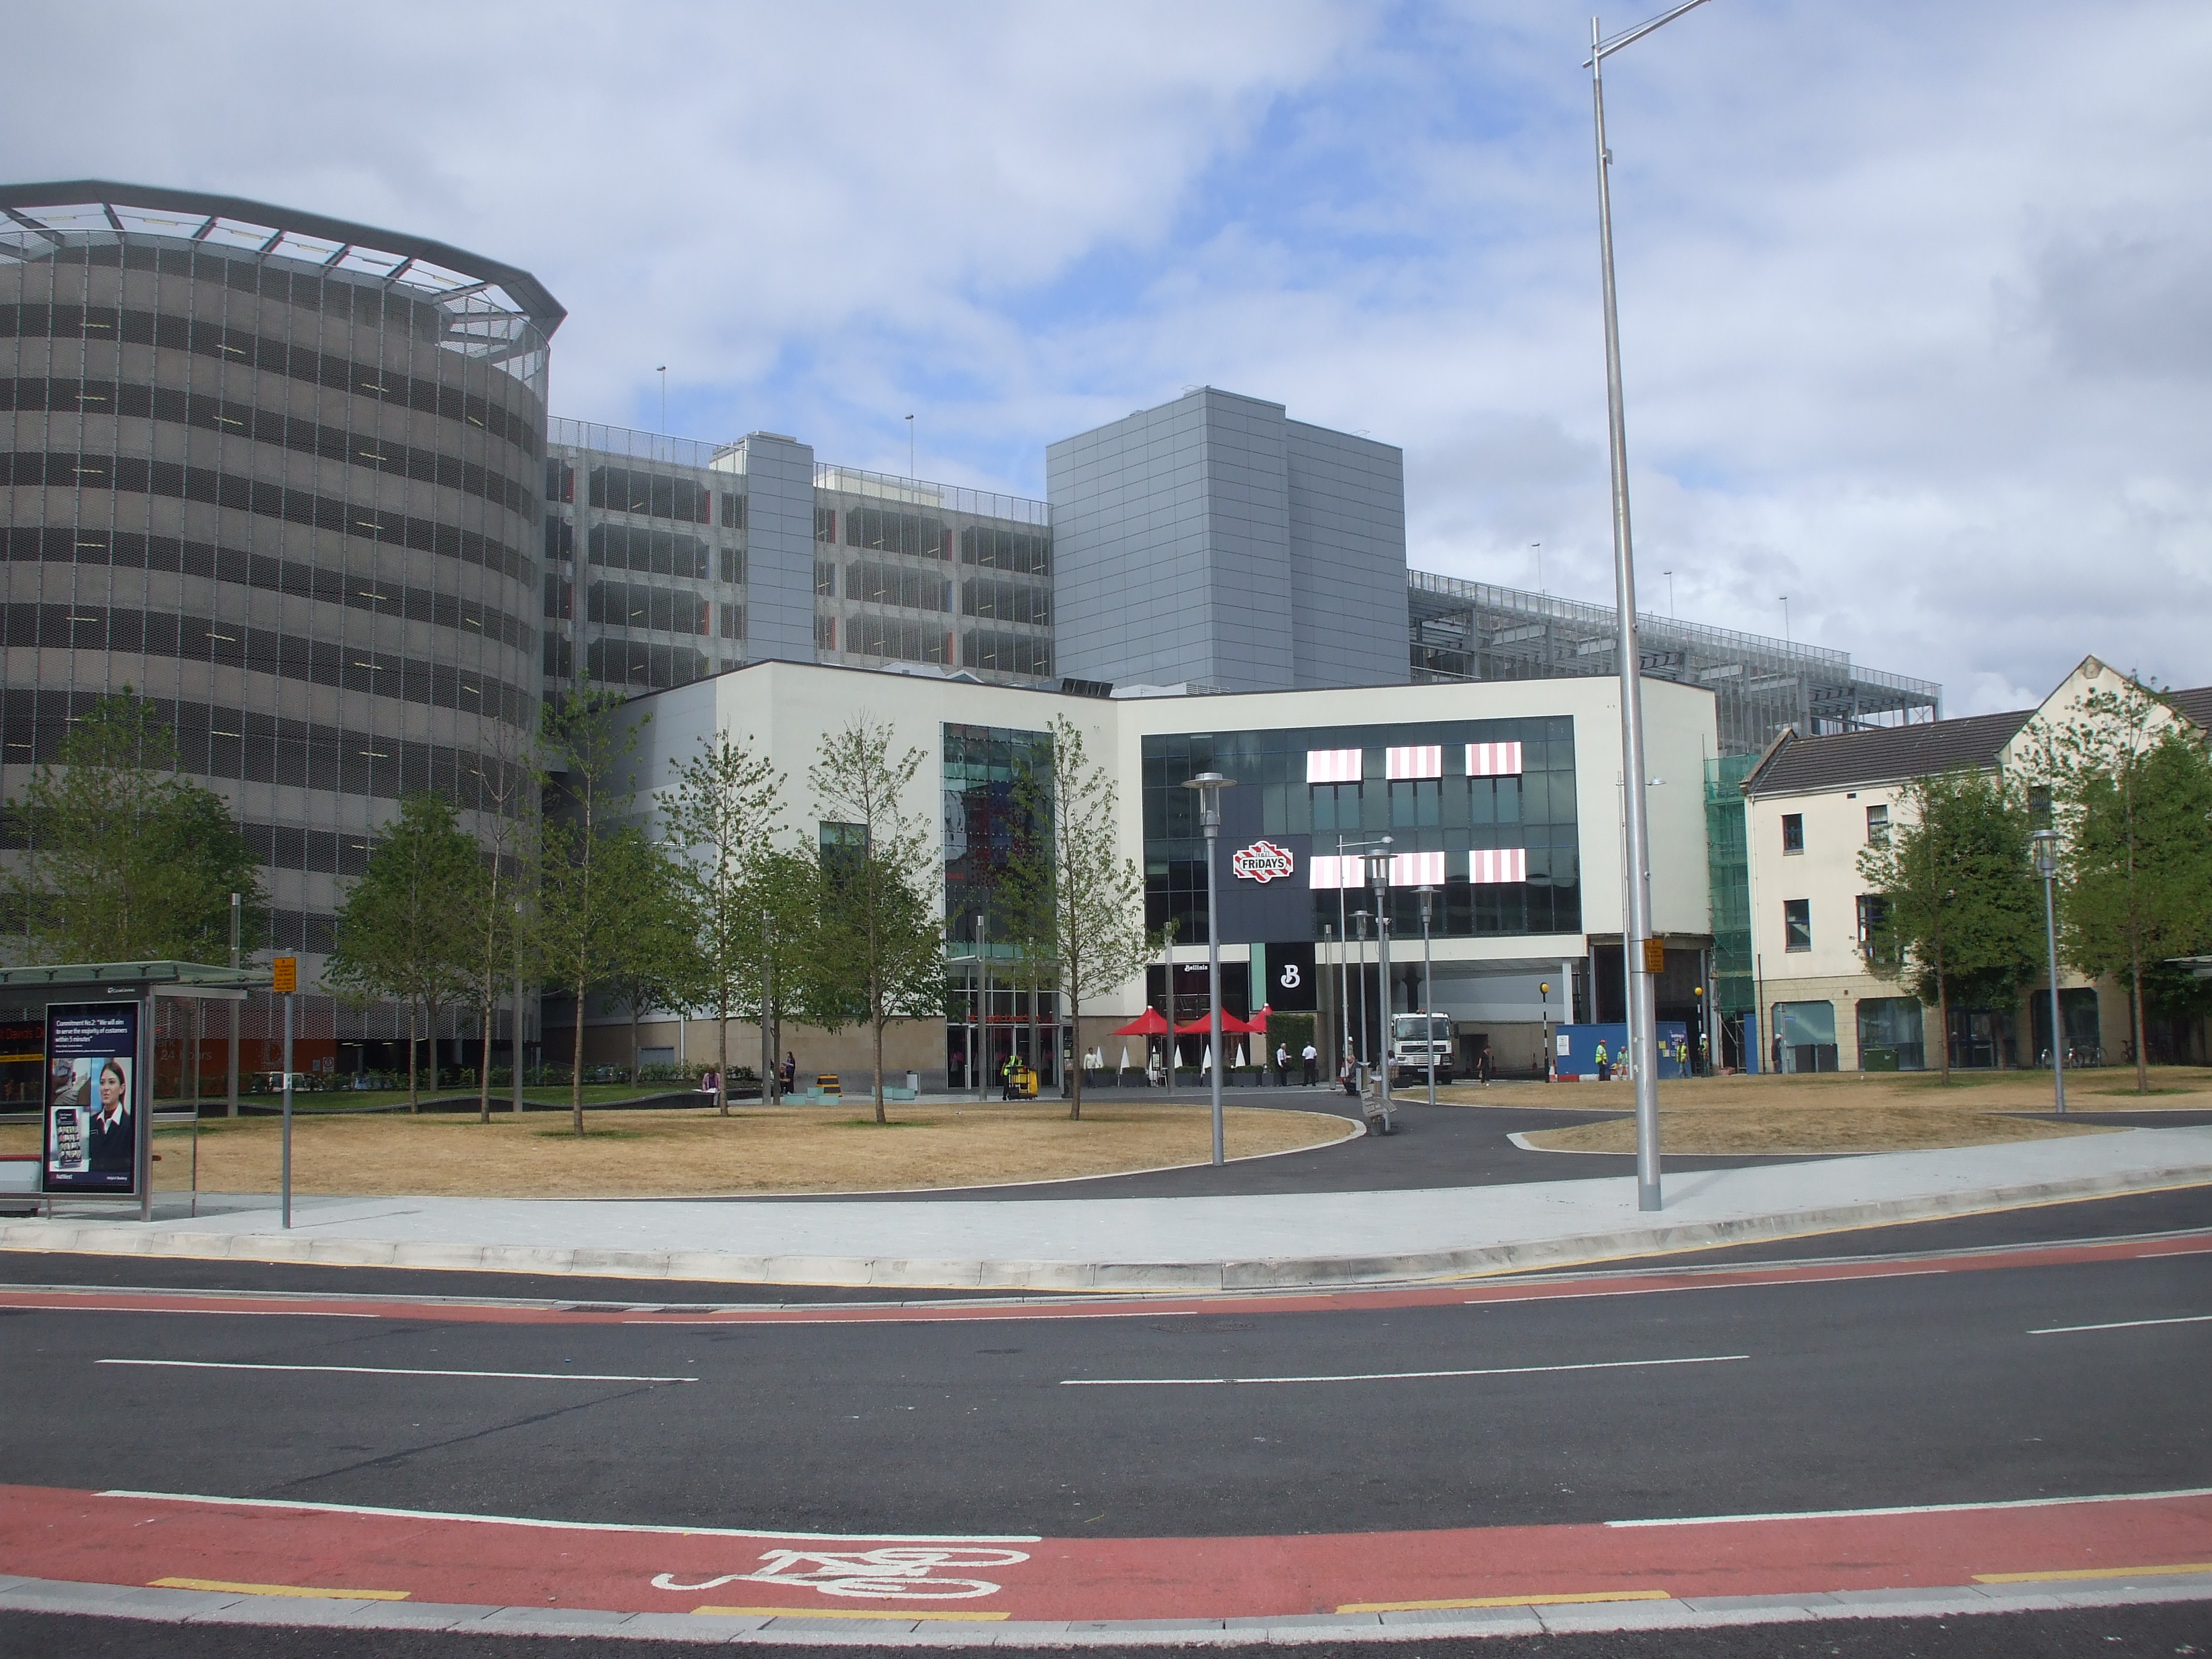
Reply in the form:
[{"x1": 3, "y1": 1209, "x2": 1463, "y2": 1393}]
[
  {"x1": 1209, "y1": 785, "x2": 1313, "y2": 946},
  {"x1": 1264, "y1": 941, "x2": 1318, "y2": 1011},
  {"x1": 42, "y1": 1001, "x2": 140, "y2": 1195}
]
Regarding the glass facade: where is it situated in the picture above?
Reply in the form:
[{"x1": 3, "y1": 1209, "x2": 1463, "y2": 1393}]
[
  {"x1": 0, "y1": 189, "x2": 554, "y2": 1066},
  {"x1": 942, "y1": 722, "x2": 1056, "y2": 1087},
  {"x1": 1141, "y1": 716, "x2": 1581, "y2": 945}
]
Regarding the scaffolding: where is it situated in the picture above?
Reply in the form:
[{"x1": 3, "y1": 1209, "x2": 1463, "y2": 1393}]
[{"x1": 1407, "y1": 570, "x2": 1940, "y2": 756}]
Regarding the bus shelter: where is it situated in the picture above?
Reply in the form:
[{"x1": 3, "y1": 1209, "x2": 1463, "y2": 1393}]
[{"x1": 1, "y1": 961, "x2": 264, "y2": 1222}]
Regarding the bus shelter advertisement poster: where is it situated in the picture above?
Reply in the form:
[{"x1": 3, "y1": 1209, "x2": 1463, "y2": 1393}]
[{"x1": 42, "y1": 1002, "x2": 139, "y2": 1195}]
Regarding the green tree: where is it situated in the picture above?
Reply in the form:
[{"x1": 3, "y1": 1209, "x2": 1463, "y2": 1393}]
[
  {"x1": 603, "y1": 847, "x2": 694, "y2": 1083},
  {"x1": 462, "y1": 727, "x2": 537, "y2": 1123},
  {"x1": 1000, "y1": 717, "x2": 1151, "y2": 1119},
  {"x1": 1856, "y1": 768, "x2": 2042, "y2": 1083},
  {"x1": 327, "y1": 794, "x2": 481, "y2": 1112},
  {"x1": 754, "y1": 845, "x2": 825, "y2": 1103},
  {"x1": 808, "y1": 719, "x2": 942, "y2": 1123},
  {"x1": 534, "y1": 685, "x2": 653, "y2": 1135},
  {"x1": 660, "y1": 733, "x2": 783, "y2": 1114},
  {"x1": 2025, "y1": 683, "x2": 2212, "y2": 1092},
  {"x1": 5, "y1": 692, "x2": 266, "y2": 964}
]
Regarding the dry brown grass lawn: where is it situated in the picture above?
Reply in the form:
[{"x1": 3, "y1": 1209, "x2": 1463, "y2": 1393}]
[
  {"x1": 1433, "y1": 1066, "x2": 2212, "y2": 1156},
  {"x1": 1, "y1": 1103, "x2": 1354, "y2": 1198}
]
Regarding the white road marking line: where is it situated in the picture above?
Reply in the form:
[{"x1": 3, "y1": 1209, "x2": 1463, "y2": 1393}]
[
  {"x1": 97, "y1": 1489, "x2": 1041, "y2": 1543},
  {"x1": 632, "y1": 1309, "x2": 1199, "y2": 1326},
  {"x1": 2029, "y1": 1313, "x2": 2212, "y2": 1335},
  {"x1": 1062, "y1": 1354, "x2": 1748, "y2": 1387},
  {"x1": 2, "y1": 1303, "x2": 380, "y2": 1318},
  {"x1": 2137, "y1": 1247, "x2": 2212, "y2": 1259},
  {"x1": 96, "y1": 1359, "x2": 695, "y2": 1383},
  {"x1": 1472, "y1": 1269, "x2": 1948, "y2": 1305},
  {"x1": 1606, "y1": 1485, "x2": 2212, "y2": 1528}
]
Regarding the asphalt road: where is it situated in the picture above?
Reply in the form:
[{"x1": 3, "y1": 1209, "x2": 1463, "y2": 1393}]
[
  {"x1": 5, "y1": 1242, "x2": 2205, "y2": 1540},
  {"x1": 6, "y1": 1603, "x2": 2208, "y2": 1659},
  {"x1": 748, "y1": 1091, "x2": 1835, "y2": 1203}
]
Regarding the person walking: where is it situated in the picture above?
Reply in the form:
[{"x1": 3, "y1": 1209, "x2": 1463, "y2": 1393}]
[
  {"x1": 1594, "y1": 1038, "x2": 1611, "y2": 1082},
  {"x1": 1302, "y1": 1041, "x2": 1319, "y2": 1086},
  {"x1": 1274, "y1": 1041, "x2": 1289, "y2": 1087},
  {"x1": 779, "y1": 1052, "x2": 797, "y2": 1097},
  {"x1": 1477, "y1": 1042, "x2": 1494, "y2": 1087}
]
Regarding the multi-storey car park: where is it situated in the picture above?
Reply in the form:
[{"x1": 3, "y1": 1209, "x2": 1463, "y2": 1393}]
[
  {"x1": 3, "y1": 183, "x2": 1948, "y2": 1089},
  {"x1": 1, "y1": 181, "x2": 556, "y2": 1085}
]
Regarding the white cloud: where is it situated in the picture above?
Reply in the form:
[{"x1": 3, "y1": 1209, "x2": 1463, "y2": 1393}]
[{"x1": 5, "y1": 0, "x2": 2207, "y2": 709}]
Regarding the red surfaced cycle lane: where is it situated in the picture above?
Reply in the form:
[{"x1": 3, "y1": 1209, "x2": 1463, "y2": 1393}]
[{"x1": 5, "y1": 1484, "x2": 2210, "y2": 1621}]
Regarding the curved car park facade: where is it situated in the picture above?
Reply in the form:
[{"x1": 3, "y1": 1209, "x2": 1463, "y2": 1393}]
[{"x1": 1, "y1": 183, "x2": 556, "y2": 1070}]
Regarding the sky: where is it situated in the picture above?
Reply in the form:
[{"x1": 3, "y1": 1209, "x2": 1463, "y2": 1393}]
[{"x1": 7, "y1": 0, "x2": 2209, "y2": 713}]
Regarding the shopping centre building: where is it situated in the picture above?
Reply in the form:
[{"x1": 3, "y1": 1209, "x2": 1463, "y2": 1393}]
[{"x1": 2, "y1": 181, "x2": 1944, "y2": 1085}]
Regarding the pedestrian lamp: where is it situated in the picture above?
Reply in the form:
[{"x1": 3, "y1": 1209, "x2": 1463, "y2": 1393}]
[
  {"x1": 1181, "y1": 770, "x2": 1235, "y2": 1165},
  {"x1": 1364, "y1": 848, "x2": 1394, "y2": 1113},
  {"x1": 1540, "y1": 981, "x2": 1553, "y2": 1082},
  {"x1": 1691, "y1": 983, "x2": 1704, "y2": 1077},
  {"x1": 2032, "y1": 827, "x2": 2066, "y2": 1116},
  {"x1": 1417, "y1": 885, "x2": 1438, "y2": 1106},
  {"x1": 1351, "y1": 909, "x2": 1370, "y2": 1072}
]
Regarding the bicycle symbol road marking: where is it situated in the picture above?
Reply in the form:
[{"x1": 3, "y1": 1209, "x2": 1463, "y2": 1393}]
[{"x1": 654, "y1": 1546, "x2": 1031, "y2": 1601}]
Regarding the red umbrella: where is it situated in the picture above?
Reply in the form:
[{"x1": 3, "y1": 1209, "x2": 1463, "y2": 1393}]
[
  {"x1": 1176, "y1": 1011, "x2": 1259, "y2": 1035},
  {"x1": 1112, "y1": 1008, "x2": 1171, "y2": 1036}
]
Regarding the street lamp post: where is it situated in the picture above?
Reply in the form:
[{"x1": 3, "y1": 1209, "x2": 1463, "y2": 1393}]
[
  {"x1": 976, "y1": 911, "x2": 989, "y2": 1105},
  {"x1": 2032, "y1": 827, "x2": 2066, "y2": 1115},
  {"x1": 1366, "y1": 850, "x2": 1393, "y2": 1117},
  {"x1": 1540, "y1": 980, "x2": 1553, "y2": 1082},
  {"x1": 1352, "y1": 910, "x2": 1370, "y2": 1075},
  {"x1": 1417, "y1": 885, "x2": 1438, "y2": 1105},
  {"x1": 1183, "y1": 771, "x2": 1236, "y2": 1165},
  {"x1": 1590, "y1": 0, "x2": 1715, "y2": 1212}
]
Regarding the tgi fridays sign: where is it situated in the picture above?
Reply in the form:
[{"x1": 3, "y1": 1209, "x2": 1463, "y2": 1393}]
[{"x1": 1229, "y1": 839, "x2": 1295, "y2": 884}]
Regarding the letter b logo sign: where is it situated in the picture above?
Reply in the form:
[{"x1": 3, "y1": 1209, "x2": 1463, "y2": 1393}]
[{"x1": 1278, "y1": 963, "x2": 1301, "y2": 990}]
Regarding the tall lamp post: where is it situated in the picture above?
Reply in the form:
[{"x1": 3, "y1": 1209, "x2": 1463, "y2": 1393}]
[
  {"x1": 1591, "y1": 0, "x2": 1715, "y2": 1211},
  {"x1": 1352, "y1": 910, "x2": 1370, "y2": 1074},
  {"x1": 2032, "y1": 828, "x2": 2066, "y2": 1115},
  {"x1": 1540, "y1": 981, "x2": 1554, "y2": 1082},
  {"x1": 1183, "y1": 771, "x2": 1235, "y2": 1164},
  {"x1": 1366, "y1": 850, "x2": 1394, "y2": 1115},
  {"x1": 1417, "y1": 885, "x2": 1438, "y2": 1105}
]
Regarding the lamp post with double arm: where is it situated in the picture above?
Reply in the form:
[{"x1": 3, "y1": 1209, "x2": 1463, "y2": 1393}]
[
  {"x1": 1590, "y1": 0, "x2": 1717, "y2": 1210},
  {"x1": 2033, "y1": 827, "x2": 2066, "y2": 1115},
  {"x1": 1183, "y1": 771, "x2": 1235, "y2": 1165}
]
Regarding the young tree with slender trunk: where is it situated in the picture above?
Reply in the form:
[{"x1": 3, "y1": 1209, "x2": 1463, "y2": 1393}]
[
  {"x1": 1000, "y1": 717, "x2": 1152, "y2": 1120},
  {"x1": 808, "y1": 719, "x2": 942, "y2": 1123},
  {"x1": 327, "y1": 794, "x2": 481, "y2": 1112},
  {"x1": 2024, "y1": 683, "x2": 2212, "y2": 1092},
  {"x1": 534, "y1": 685, "x2": 652, "y2": 1136},
  {"x1": 5, "y1": 691, "x2": 266, "y2": 964},
  {"x1": 464, "y1": 725, "x2": 537, "y2": 1123},
  {"x1": 660, "y1": 734, "x2": 783, "y2": 1115},
  {"x1": 1856, "y1": 768, "x2": 2041, "y2": 1083}
]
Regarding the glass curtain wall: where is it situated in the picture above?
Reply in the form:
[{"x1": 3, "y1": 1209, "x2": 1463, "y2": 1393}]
[{"x1": 942, "y1": 723, "x2": 1054, "y2": 1088}]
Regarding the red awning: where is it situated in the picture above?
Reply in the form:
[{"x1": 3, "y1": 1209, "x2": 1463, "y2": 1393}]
[{"x1": 1111, "y1": 1008, "x2": 1171, "y2": 1036}]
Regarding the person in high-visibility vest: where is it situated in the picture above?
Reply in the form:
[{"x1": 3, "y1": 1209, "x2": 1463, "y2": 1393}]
[{"x1": 1595, "y1": 1039, "x2": 1611, "y2": 1082}]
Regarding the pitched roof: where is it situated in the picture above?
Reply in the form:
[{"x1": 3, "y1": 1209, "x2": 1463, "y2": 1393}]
[
  {"x1": 1743, "y1": 710, "x2": 2033, "y2": 798},
  {"x1": 2166, "y1": 685, "x2": 2212, "y2": 730}
]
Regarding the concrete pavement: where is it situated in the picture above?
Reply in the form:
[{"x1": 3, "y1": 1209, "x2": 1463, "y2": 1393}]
[{"x1": 5, "y1": 1124, "x2": 2209, "y2": 1291}]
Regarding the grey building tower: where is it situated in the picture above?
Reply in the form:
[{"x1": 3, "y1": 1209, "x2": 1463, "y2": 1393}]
[{"x1": 1046, "y1": 387, "x2": 1407, "y2": 693}]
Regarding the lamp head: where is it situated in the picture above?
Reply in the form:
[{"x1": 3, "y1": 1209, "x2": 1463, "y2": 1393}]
[
  {"x1": 1181, "y1": 770, "x2": 1234, "y2": 829},
  {"x1": 2031, "y1": 826, "x2": 2060, "y2": 878},
  {"x1": 1417, "y1": 883, "x2": 1436, "y2": 921}
]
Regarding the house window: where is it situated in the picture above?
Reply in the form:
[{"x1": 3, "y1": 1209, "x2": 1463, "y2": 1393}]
[
  {"x1": 1781, "y1": 813, "x2": 1805, "y2": 854},
  {"x1": 1856, "y1": 894, "x2": 1892, "y2": 963},
  {"x1": 1866, "y1": 803, "x2": 1889, "y2": 845},
  {"x1": 1784, "y1": 898, "x2": 1811, "y2": 952}
]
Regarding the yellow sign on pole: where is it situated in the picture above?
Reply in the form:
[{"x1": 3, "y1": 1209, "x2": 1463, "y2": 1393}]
[
  {"x1": 1642, "y1": 938, "x2": 1666, "y2": 976},
  {"x1": 272, "y1": 956, "x2": 297, "y2": 995}
]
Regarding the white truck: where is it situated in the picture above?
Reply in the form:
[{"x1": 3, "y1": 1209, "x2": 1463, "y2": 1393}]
[{"x1": 1387, "y1": 1013, "x2": 1454, "y2": 1086}]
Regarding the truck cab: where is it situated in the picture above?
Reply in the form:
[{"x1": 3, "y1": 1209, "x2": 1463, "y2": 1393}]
[{"x1": 1389, "y1": 1013, "x2": 1454, "y2": 1085}]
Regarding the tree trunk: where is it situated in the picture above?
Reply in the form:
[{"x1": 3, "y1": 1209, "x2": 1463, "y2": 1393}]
[
  {"x1": 407, "y1": 1004, "x2": 420, "y2": 1113},
  {"x1": 1935, "y1": 952, "x2": 1950, "y2": 1086},
  {"x1": 570, "y1": 974, "x2": 588, "y2": 1136},
  {"x1": 478, "y1": 989, "x2": 493, "y2": 1124},
  {"x1": 716, "y1": 990, "x2": 730, "y2": 1117},
  {"x1": 2130, "y1": 934, "x2": 2149, "y2": 1095},
  {"x1": 872, "y1": 1004, "x2": 887, "y2": 1124},
  {"x1": 1067, "y1": 985, "x2": 1083, "y2": 1121}
]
